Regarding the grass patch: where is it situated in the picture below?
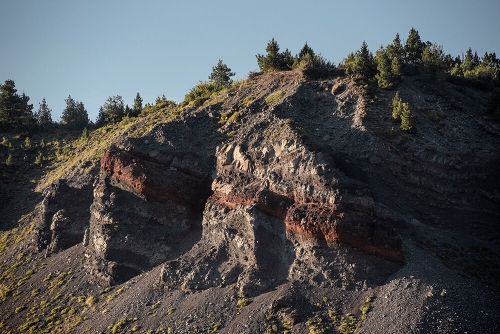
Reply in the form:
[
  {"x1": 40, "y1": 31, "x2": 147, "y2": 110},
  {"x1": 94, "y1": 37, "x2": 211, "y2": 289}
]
[{"x1": 265, "y1": 91, "x2": 285, "y2": 105}]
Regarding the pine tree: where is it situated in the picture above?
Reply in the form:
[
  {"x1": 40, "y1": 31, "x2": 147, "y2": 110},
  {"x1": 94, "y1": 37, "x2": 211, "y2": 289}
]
[
  {"x1": 298, "y1": 42, "x2": 315, "y2": 61},
  {"x1": 463, "y1": 48, "x2": 475, "y2": 72},
  {"x1": 0, "y1": 79, "x2": 19, "y2": 126},
  {"x1": 125, "y1": 105, "x2": 132, "y2": 117},
  {"x1": 355, "y1": 41, "x2": 376, "y2": 78},
  {"x1": 400, "y1": 102, "x2": 414, "y2": 131},
  {"x1": 392, "y1": 92, "x2": 414, "y2": 131},
  {"x1": 0, "y1": 79, "x2": 34, "y2": 129},
  {"x1": 256, "y1": 38, "x2": 292, "y2": 72},
  {"x1": 293, "y1": 42, "x2": 317, "y2": 69},
  {"x1": 391, "y1": 56, "x2": 402, "y2": 80},
  {"x1": 209, "y1": 59, "x2": 235, "y2": 89},
  {"x1": 75, "y1": 102, "x2": 89, "y2": 129},
  {"x1": 375, "y1": 47, "x2": 395, "y2": 88},
  {"x1": 96, "y1": 95, "x2": 125, "y2": 126},
  {"x1": 61, "y1": 96, "x2": 89, "y2": 129},
  {"x1": 404, "y1": 28, "x2": 424, "y2": 65},
  {"x1": 132, "y1": 92, "x2": 143, "y2": 116},
  {"x1": 392, "y1": 92, "x2": 403, "y2": 120},
  {"x1": 387, "y1": 33, "x2": 404, "y2": 65},
  {"x1": 35, "y1": 98, "x2": 53, "y2": 131},
  {"x1": 423, "y1": 43, "x2": 443, "y2": 65}
]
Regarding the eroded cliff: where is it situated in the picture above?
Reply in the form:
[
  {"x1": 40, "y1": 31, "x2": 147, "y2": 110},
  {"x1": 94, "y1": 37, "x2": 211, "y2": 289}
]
[{"x1": 2, "y1": 70, "x2": 499, "y2": 333}]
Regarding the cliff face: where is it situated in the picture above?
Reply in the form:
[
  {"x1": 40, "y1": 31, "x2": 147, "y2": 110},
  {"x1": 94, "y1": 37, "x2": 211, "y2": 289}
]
[
  {"x1": 36, "y1": 71, "x2": 500, "y2": 289},
  {"x1": 14, "y1": 70, "x2": 499, "y2": 333},
  {"x1": 74, "y1": 71, "x2": 413, "y2": 289}
]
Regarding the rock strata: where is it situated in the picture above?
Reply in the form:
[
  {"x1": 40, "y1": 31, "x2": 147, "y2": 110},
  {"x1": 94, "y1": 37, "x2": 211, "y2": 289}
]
[{"x1": 33, "y1": 178, "x2": 94, "y2": 255}]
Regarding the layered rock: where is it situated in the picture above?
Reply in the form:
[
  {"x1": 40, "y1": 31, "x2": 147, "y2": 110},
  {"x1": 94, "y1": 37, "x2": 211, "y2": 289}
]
[
  {"x1": 85, "y1": 144, "x2": 212, "y2": 285},
  {"x1": 211, "y1": 139, "x2": 404, "y2": 263},
  {"x1": 33, "y1": 178, "x2": 94, "y2": 255},
  {"x1": 158, "y1": 123, "x2": 404, "y2": 295},
  {"x1": 81, "y1": 73, "x2": 407, "y2": 288}
]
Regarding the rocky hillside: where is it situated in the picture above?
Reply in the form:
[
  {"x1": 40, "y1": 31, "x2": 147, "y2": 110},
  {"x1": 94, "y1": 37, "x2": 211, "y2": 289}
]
[{"x1": 0, "y1": 70, "x2": 499, "y2": 333}]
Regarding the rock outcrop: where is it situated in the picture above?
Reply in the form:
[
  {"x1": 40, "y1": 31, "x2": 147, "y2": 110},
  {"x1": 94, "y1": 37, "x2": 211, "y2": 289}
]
[
  {"x1": 81, "y1": 112, "x2": 221, "y2": 284},
  {"x1": 35, "y1": 71, "x2": 499, "y2": 296},
  {"x1": 33, "y1": 178, "x2": 94, "y2": 255},
  {"x1": 211, "y1": 139, "x2": 404, "y2": 263},
  {"x1": 80, "y1": 72, "x2": 407, "y2": 287}
]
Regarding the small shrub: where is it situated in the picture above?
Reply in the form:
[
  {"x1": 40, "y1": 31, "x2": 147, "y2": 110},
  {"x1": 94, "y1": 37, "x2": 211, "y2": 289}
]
[
  {"x1": 392, "y1": 92, "x2": 414, "y2": 132},
  {"x1": 109, "y1": 318, "x2": 127, "y2": 334},
  {"x1": 15, "y1": 305, "x2": 26, "y2": 313},
  {"x1": 100, "y1": 287, "x2": 111, "y2": 294},
  {"x1": 34, "y1": 151, "x2": 43, "y2": 166},
  {"x1": 226, "y1": 111, "x2": 241, "y2": 124},
  {"x1": 18, "y1": 318, "x2": 39, "y2": 332},
  {"x1": 265, "y1": 91, "x2": 285, "y2": 105},
  {"x1": 23, "y1": 137, "x2": 31, "y2": 150},
  {"x1": 360, "y1": 304, "x2": 370, "y2": 316},
  {"x1": 0, "y1": 136, "x2": 12, "y2": 148},
  {"x1": 85, "y1": 296, "x2": 97, "y2": 307},
  {"x1": 237, "y1": 298, "x2": 249, "y2": 308},
  {"x1": 242, "y1": 95, "x2": 255, "y2": 107},
  {"x1": 151, "y1": 301, "x2": 160, "y2": 310},
  {"x1": 81, "y1": 127, "x2": 89, "y2": 140},
  {"x1": 5, "y1": 154, "x2": 13, "y2": 167}
]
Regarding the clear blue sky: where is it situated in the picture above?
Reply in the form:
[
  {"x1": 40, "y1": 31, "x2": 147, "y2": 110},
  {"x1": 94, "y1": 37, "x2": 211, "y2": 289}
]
[{"x1": 1, "y1": 0, "x2": 499, "y2": 122}]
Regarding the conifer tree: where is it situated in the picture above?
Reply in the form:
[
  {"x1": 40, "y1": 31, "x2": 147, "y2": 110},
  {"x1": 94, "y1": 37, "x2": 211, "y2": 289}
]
[
  {"x1": 125, "y1": 105, "x2": 132, "y2": 117},
  {"x1": 132, "y1": 92, "x2": 143, "y2": 116},
  {"x1": 387, "y1": 33, "x2": 404, "y2": 65},
  {"x1": 400, "y1": 102, "x2": 414, "y2": 131},
  {"x1": 0, "y1": 79, "x2": 19, "y2": 126},
  {"x1": 421, "y1": 43, "x2": 445, "y2": 72},
  {"x1": 0, "y1": 79, "x2": 34, "y2": 129},
  {"x1": 209, "y1": 59, "x2": 235, "y2": 89},
  {"x1": 392, "y1": 92, "x2": 403, "y2": 120},
  {"x1": 355, "y1": 41, "x2": 376, "y2": 78},
  {"x1": 391, "y1": 56, "x2": 402, "y2": 80},
  {"x1": 256, "y1": 38, "x2": 293, "y2": 72},
  {"x1": 35, "y1": 98, "x2": 53, "y2": 130},
  {"x1": 463, "y1": 48, "x2": 475, "y2": 72},
  {"x1": 298, "y1": 42, "x2": 315, "y2": 61},
  {"x1": 293, "y1": 42, "x2": 316, "y2": 69},
  {"x1": 96, "y1": 95, "x2": 125, "y2": 126},
  {"x1": 61, "y1": 95, "x2": 89, "y2": 129},
  {"x1": 404, "y1": 28, "x2": 424, "y2": 65},
  {"x1": 375, "y1": 47, "x2": 395, "y2": 88},
  {"x1": 392, "y1": 92, "x2": 414, "y2": 131}
]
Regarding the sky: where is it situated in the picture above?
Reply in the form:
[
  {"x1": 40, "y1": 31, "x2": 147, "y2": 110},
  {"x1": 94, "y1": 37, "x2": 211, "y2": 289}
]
[{"x1": 1, "y1": 0, "x2": 499, "y2": 122}]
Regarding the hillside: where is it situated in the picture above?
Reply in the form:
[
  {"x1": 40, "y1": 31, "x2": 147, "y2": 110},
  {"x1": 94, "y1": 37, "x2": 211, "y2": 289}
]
[{"x1": 0, "y1": 69, "x2": 499, "y2": 333}]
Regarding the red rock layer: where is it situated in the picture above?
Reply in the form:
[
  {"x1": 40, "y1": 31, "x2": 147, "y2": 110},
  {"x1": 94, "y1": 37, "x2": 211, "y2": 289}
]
[
  {"x1": 210, "y1": 188, "x2": 404, "y2": 263},
  {"x1": 101, "y1": 146, "x2": 209, "y2": 210}
]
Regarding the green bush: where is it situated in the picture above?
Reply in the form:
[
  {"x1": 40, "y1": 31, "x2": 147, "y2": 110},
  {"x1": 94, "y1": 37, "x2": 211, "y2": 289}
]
[
  {"x1": 34, "y1": 151, "x2": 43, "y2": 167},
  {"x1": 183, "y1": 81, "x2": 221, "y2": 106},
  {"x1": 5, "y1": 154, "x2": 13, "y2": 167},
  {"x1": 392, "y1": 92, "x2": 414, "y2": 132}
]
